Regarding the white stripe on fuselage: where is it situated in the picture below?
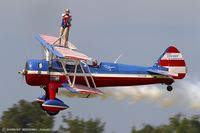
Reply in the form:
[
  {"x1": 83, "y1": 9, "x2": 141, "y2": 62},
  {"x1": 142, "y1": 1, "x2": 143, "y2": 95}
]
[{"x1": 27, "y1": 70, "x2": 169, "y2": 78}]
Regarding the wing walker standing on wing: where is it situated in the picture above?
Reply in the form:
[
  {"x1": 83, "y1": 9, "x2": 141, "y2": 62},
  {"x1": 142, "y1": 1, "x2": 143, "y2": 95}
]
[{"x1": 58, "y1": 9, "x2": 72, "y2": 48}]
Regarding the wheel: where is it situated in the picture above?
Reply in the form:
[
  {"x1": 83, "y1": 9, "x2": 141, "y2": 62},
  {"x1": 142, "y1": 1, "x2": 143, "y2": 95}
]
[
  {"x1": 46, "y1": 111, "x2": 60, "y2": 116},
  {"x1": 167, "y1": 86, "x2": 173, "y2": 91}
]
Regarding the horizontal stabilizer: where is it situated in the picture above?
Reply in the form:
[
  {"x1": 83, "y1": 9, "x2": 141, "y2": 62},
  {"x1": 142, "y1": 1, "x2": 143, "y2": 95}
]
[
  {"x1": 148, "y1": 68, "x2": 178, "y2": 79},
  {"x1": 147, "y1": 69, "x2": 173, "y2": 77}
]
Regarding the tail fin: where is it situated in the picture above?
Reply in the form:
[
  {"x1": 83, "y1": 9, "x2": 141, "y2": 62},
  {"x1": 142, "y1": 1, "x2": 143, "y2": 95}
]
[{"x1": 154, "y1": 46, "x2": 187, "y2": 79}]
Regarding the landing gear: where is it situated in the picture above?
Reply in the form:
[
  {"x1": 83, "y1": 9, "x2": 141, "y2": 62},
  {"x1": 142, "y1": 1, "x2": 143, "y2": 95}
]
[
  {"x1": 36, "y1": 84, "x2": 69, "y2": 116},
  {"x1": 46, "y1": 111, "x2": 60, "y2": 116},
  {"x1": 167, "y1": 85, "x2": 173, "y2": 91}
]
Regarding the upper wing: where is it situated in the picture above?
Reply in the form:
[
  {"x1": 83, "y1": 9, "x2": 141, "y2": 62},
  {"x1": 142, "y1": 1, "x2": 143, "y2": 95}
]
[
  {"x1": 39, "y1": 34, "x2": 77, "y2": 50},
  {"x1": 36, "y1": 34, "x2": 92, "y2": 61}
]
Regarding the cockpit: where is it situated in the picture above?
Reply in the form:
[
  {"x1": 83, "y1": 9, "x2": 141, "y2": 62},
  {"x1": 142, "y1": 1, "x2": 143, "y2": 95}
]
[{"x1": 90, "y1": 59, "x2": 100, "y2": 68}]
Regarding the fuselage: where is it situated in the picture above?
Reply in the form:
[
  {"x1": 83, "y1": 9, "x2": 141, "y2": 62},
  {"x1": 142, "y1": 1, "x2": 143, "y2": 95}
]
[{"x1": 25, "y1": 59, "x2": 174, "y2": 88}]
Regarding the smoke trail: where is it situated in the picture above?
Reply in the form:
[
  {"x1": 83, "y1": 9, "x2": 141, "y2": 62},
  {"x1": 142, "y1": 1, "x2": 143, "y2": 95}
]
[
  {"x1": 103, "y1": 85, "x2": 176, "y2": 107},
  {"x1": 181, "y1": 81, "x2": 200, "y2": 109},
  {"x1": 103, "y1": 80, "x2": 200, "y2": 110},
  {"x1": 59, "y1": 80, "x2": 200, "y2": 110}
]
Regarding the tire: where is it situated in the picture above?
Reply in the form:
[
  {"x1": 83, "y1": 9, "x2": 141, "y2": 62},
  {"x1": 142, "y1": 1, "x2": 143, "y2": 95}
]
[
  {"x1": 46, "y1": 111, "x2": 60, "y2": 116},
  {"x1": 167, "y1": 86, "x2": 173, "y2": 91}
]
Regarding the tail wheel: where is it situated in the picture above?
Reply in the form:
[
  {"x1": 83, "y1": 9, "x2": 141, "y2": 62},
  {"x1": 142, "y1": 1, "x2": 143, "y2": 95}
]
[
  {"x1": 46, "y1": 111, "x2": 60, "y2": 116},
  {"x1": 167, "y1": 86, "x2": 173, "y2": 91}
]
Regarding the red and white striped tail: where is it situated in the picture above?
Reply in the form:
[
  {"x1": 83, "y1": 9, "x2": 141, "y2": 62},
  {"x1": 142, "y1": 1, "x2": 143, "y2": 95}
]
[{"x1": 157, "y1": 46, "x2": 187, "y2": 79}]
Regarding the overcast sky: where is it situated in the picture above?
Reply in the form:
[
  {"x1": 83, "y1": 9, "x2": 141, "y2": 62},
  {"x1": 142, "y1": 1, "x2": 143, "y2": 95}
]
[{"x1": 0, "y1": 0, "x2": 200, "y2": 133}]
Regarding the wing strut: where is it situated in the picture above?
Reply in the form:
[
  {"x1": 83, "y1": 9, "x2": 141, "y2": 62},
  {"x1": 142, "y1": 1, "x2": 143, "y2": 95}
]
[
  {"x1": 61, "y1": 61, "x2": 72, "y2": 86},
  {"x1": 80, "y1": 61, "x2": 98, "y2": 97},
  {"x1": 85, "y1": 61, "x2": 97, "y2": 89},
  {"x1": 71, "y1": 60, "x2": 78, "y2": 87},
  {"x1": 79, "y1": 62, "x2": 91, "y2": 88}
]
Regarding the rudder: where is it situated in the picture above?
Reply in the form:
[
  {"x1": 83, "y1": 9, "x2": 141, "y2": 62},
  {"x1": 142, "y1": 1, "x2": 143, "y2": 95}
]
[{"x1": 155, "y1": 46, "x2": 187, "y2": 79}]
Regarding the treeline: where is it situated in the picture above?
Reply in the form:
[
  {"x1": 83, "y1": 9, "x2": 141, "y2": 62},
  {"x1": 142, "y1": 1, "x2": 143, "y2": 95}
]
[
  {"x1": 0, "y1": 100, "x2": 200, "y2": 133},
  {"x1": 131, "y1": 113, "x2": 200, "y2": 133},
  {"x1": 0, "y1": 100, "x2": 104, "y2": 133}
]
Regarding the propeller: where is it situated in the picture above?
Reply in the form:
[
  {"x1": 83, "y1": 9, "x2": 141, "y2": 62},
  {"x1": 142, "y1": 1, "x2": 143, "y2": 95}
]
[{"x1": 18, "y1": 62, "x2": 28, "y2": 81}]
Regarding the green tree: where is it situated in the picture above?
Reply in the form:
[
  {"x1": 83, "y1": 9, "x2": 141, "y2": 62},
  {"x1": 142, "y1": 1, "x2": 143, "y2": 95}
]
[
  {"x1": 59, "y1": 112, "x2": 105, "y2": 133},
  {"x1": 141, "y1": 124, "x2": 155, "y2": 133},
  {"x1": 0, "y1": 100, "x2": 54, "y2": 132},
  {"x1": 131, "y1": 126, "x2": 137, "y2": 133},
  {"x1": 130, "y1": 113, "x2": 200, "y2": 133},
  {"x1": 189, "y1": 115, "x2": 200, "y2": 133}
]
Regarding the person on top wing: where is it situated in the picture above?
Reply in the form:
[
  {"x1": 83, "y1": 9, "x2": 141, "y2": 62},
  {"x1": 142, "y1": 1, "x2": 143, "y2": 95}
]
[{"x1": 59, "y1": 9, "x2": 72, "y2": 48}]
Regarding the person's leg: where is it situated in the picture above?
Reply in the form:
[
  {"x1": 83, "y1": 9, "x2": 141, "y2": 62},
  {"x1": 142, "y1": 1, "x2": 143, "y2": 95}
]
[
  {"x1": 59, "y1": 27, "x2": 64, "y2": 44},
  {"x1": 63, "y1": 27, "x2": 69, "y2": 48}
]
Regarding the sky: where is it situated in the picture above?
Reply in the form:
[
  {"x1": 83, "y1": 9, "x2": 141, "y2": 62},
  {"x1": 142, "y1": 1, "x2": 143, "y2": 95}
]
[{"x1": 0, "y1": 0, "x2": 200, "y2": 133}]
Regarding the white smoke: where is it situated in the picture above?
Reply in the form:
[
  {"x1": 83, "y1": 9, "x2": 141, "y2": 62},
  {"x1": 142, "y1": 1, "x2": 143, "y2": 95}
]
[
  {"x1": 103, "y1": 85, "x2": 176, "y2": 107},
  {"x1": 181, "y1": 81, "x2": 200, "y2": 109},
  {"x1": 102, "y1": 80, "x2": 200, "y2": 110},
  {"x1": 59, "y1": 80, "x2": 200, "y2": 110}
]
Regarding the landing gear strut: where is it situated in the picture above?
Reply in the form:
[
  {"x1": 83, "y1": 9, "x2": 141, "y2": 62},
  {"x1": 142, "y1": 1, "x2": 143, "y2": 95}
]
[
  {"x1": 167, "y1": 85, "x2": 173, "y2": 91},
  {"x1": 37, "y1": 83, "x2": 69, "y2": 116}
]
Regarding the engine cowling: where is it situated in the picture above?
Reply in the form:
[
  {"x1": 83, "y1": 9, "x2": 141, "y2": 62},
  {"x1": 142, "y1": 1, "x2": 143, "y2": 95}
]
[{"x1": 25, "y1": 60, "x2": 50, "y2": 86}]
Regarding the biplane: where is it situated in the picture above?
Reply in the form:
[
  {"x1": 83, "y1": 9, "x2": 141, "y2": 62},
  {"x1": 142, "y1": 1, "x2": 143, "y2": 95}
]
[{"x1": 19, "y1": 34, "x2": 187, "y2": 115}]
